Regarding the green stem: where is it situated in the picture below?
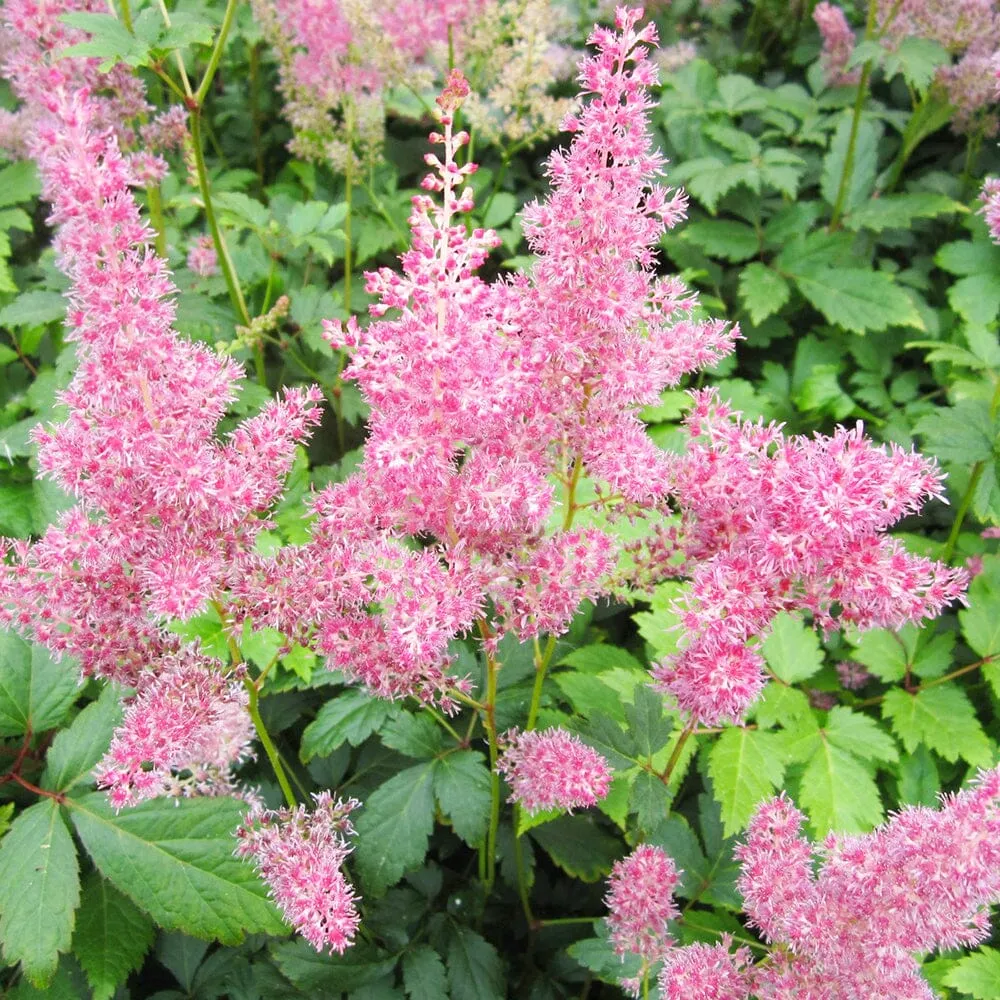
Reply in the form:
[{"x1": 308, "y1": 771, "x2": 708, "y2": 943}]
[
  {"x1": 146, "y1": 184, "x2": 167, "y2": 258},
  {"x1": 536, "y1": 916, "x2": 601, "y2": 928},
  {"x1": 190, "y1": 112, "x2": 251, "y2": 326},
  {"x1": 483, "y1": 639, "x2": 501, "y2": 893},
  {"x1": 343, "y1": 126, "x2": 354, "y2": 317},
  {"x1": 829, "y1": 0, "x2": 879, "y2": 230},
  {"x1": 154, "y1": 0, "x2": 193, "y2": 97},
  {"x1": 249, "y1": 43, "x2": 265, "y2": 187},
  {"x1": 118, "y1": 0, "x2": 133, "y2": 32},
  {"x1": 425, "y1": 707, "x2": 464, "y2": 743},
  {"x1": 512, "y1": 810, "x2": 535, "y2": 925},
  {"x1": 195, "y1": 0, "x2": 239, "y2": 107},
  {"x1": 659, "y1": 718, "x2": 696, "y2": 787},
  {"x1": 244, "y1": 677, "x2": 296, "y2": 809}
]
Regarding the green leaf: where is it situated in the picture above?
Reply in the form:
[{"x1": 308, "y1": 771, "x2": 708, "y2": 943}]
[
  {"x1": 948, "y1": 273, "x2": 1000, "y2": 326},
  {"x1": 481, "y1": 192, "x2": 517, "y2": 229},
  {"x1": 821, "y1": 114, "x2": 881, "y2": 215},
  {"x1": 0, "y1": 291, "x2": 65, "y2": 328},
  {"x1": 915, "y1": 400, "x2": 997, "y2": 466},
  {"x1": 380, "y1": 712, "x2": 442, "y2": 759},
  {"x1": 936, "y1": 238, "x2": 1000, "y2": 276},
  {"x1": 529, "y1": 815, "x2": 621, "y2": 882},
  {"x1": 630, "y1": 770, "x2": 674, "y2": 832},
  {"x1": 962, "y1": 557, "x2": 1000, "y2": 659},
  {"x1": 762, "y1": 612, "x2": 823, "y2": 683},
  {"x1": 553, "y1": 672, "x2": 625, "y2": 724},
  {"x1": 683, "y1": 220, "x2": 759, "y2": 262},
  {"x1": 403, "y1": 945, "x2": 448, "y2": 999},
  {"x1": 68, "y1": 794, "x2": 286, "y2": 942},
  {"x1": 0, "y1": 631, "x2": 79, "y2": 738},
  {"x1": 707, "y1": 728, "x2": 785, "y2": 837},
  {"x1": 0, "y1": 161, "x2": 40, "y2": 208},
  {"x1": 301, "y1": 690, "x2": 393, "y2": 760},
  {"x1": 898, "y1": 743, "x2": 939, "y2": 806},
  {"x1": 272, "y1": 939, "x2": 397, "y2": 991},
  {"x1": 433, "y1": 751, "x2": 491, "y2": 847},
  {"x1": 824, "y1": 707, "x2": 898, "y2": 764},
  {"x1": 884, "y1": 37, "x2": 950, "y2": 92},
  {"x1": 559, "y1": 645, "x2": 644, "y2": 674},
  {"x1": 354, "y1": 764, "x2": 436, "y2": 896},
  {"x1": 567, "y1": 928, "x2": 642, "y2": 987},
  {"x1": 72, "y1": 875, "x2": 153, "y2": 1000},
  {"x1": 753, "y1": 684, "x2": 811, "y2": 729},
  {"x1": 0, "y1": 484, "x2": 35, "y2": 537},
  {"x1": 157, "y1": 11, "x2": 216, "y2": 49},
  {"x1": 790, "y1": 267, "x2": 923, "y2": 334},
  {"x1": 882, "y1": 685, "x2": 992, "y2": 766},
  {"x1": 0, "y1": 800, "x2": 80, "y2": 986},
  {"x1": 59, "y1": 12, "x2": 150, "y2": 71},
  {"x1": 571, "y1": 712, "x2": 638, "y2": 771},
  {"x1": 0, "y1": 802, "x2": 13, "y2": 839},
  {"x1": 943, "y1": 947, "x2": 1000, "y2": 999},
  {"x1": 42, "y1": 686, "x2": 123, "y2": 795},
  {"x1": 844, "y1": 192, "x2": 963, "y2": 232},
  {"x1": 798, "y1": 742, "x2": 883, "y2": 835},
  {"x1": 738, "y1": 263, "x2": 790, "y2": 324},
  {"x1": 446, "y1": 926, "x2": 503, "y2": 1000},
  {"x1": 624, "y1": 685, "x2": 673, "y2": 759}
]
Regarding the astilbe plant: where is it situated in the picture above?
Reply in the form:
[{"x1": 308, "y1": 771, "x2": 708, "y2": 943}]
[{"x1": 0, "y1": 3, "x2": 981, "y2": 974}]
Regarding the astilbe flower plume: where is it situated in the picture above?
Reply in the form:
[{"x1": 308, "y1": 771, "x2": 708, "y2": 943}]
[
  {"x1": 235, "y1": 792, "x2": 361, "y2": 954},
  {"x1": 737, "y1": 770, "x2": 1000, "y2": 997},
  {"x1": 813, "y1": 2, "x2": 860, "y2": 86},
  {"x1": 651, "y1": 390, "x2": 967, "y2": 724},
  {"x1": 496, "y1": 728, "x2": 611, "y2": 814},
  {"x1": 981, "y1": 176, "x2": 1000, "y2": 242},
  {"x1": 605, "y1": 844, "x2": 680, "y2": 963}
]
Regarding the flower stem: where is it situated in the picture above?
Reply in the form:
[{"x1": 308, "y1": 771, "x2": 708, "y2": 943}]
[
  {"x1": 659, "y1": 718, "x2": 696, "y2": 787},
  {"x1": 481, "y1": 633, "x2": 501, "y2": 893},
  {"x1": 146, "y1": 184, "x2": 167, "y2": 257},
  {"x1": 244, "y1": 676, "x2": 297, "y2": 809}
]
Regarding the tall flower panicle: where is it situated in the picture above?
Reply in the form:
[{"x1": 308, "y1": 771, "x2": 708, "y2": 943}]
[
  {"x1": 813, "y1": 2, "x2": 860, "y2": 86},
  {"x1": 658, "y1": 942, "x2": 752, "y2": 1000},
  {"x1": 981, "y1": 176, "x2": 1000, "y2": 242},
  {"x1": 235, "y1": 793, "x2": 361, "y2": 954},
  {"x1": 651, "y1": 390, "x2": 967, "y2": 724},
  {"x1": 604, "y1": 844, "x2": 680, "y2": 963},
  {"x1": 737, "y1": 769, "x2": 1000, "y2": 996},
  {"x1": 496, "y1": 728, "x2": 611, "y2": 814}
]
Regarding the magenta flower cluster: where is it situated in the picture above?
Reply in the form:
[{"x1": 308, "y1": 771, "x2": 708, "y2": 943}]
[{"x1": 603, "y1": 767, "x2": 1000, "y2": 998}]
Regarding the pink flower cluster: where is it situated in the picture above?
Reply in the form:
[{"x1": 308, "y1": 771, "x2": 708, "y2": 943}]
[
  {"x1": 737, "y1": 769, "x2": 1000, "y2": 997},
  {"x1": 496, "y1": 728, "x2": 611, "y2": 814},
  {"x1": 651, "y1": 390, "x2": 967, "y2": 724},
  {"x1": 601, "y1": 767, "x2": 1000, "y2": 998},
  {"x1": 813, "y1": 2, "x2": 860, "y2": 87},
  {"x1": 235, "y1": 792, "x2": 361, "y2": 954},
  {"x1": 981, "y1": 176, "x2": 1000, "y2": 242}
]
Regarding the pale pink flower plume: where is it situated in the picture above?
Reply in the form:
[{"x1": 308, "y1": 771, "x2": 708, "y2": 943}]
[
  {"x1": 496, "y1": 727, "x2": 612, "y2": 814},
  {"x1": 235, "y1": 792, "x2": 361, "y2": 954},
  {"x1": 652, "y1": 390, "x2": 967, "y2": 724},
  {"x1": 738, "y1": 769, "x2": 1000, "y2": 996},
  {"x1": 95, "y1": 652, "x2": 254, "y2": 810},
  {"x1": 658, "y1": 940, "x2": 753, "y2": 1000},
  {"x1": 980, "y1": 176, "x2": 1000, "y2": 243},
  {"x1": 813, "y1": 3, "x2": 860, "y2": 86},
  {"x1": 187, "y1": 234, "x2": 219, "y2": 278},
  {"x1": 605, "y1": 844, "x2": 680, "y2": 963}
]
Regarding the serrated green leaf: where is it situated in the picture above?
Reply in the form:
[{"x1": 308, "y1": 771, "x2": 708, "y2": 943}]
[
  {"x1": 943, "y1": 947, "x2": 1000, "y2": 999},
  {"x1": 157, "y1": 12, "x2": 216, "y2": 49},
  {"x1": 42, "y1": 685, "x2": 123, "y2": 794},
  {"x1": 762, "y1": 612, "x2": 823, "y2": 683},
  {"x1": 0, "y1": 800, "x2": 80, "y2": 986},
  {"x1": 821, "y1": 114, "x2": 881, "y2": 215},
  {"x1": 624, "y1": 685, "x2": 673, "y2": 759},
  {"x1": 446, "y1": 926, "x2": 503, "y2": 1000},
  {"x1": 0, "y1": 291, "x2": 65, "y2": 328},
  {"x1": 882, "y1": 684, "x2": 992, "y2": 766},
  {"x1": 271, "y1": 939, "x2": 397, "y2": 991},
  {"x1": 0, "y1": 483, "x2": 34, "y2": 537},
  {"x1": 571, "y1": 712, "x2": 638, "y2": 770},
  {"x1": 559, "y1": 644, "x2": 644, "y2": 674},
  {"x1": 683, "y1": 220, "x2": 759, "y2": 262},
  {"x1": 433, "y1": 751, "x2": 491, "y2": 847},
  {"x1": 481, "y1": 192, "x2": 516, "y2": 229},
  {"x1": 354, "y1": 764, "x2": 435, "y2": 896},
  {"x1": 824, "y1": 707, "x2": 898, "y2": 763},
  {"x1": 630, "y1": 770, "x2": 673, "y2": 832},
  {"x1": 567, "y1": 927, "x2": 642, "y2": 986},
  {"x1": 0, "y1": 631, "x2": 79, "y2": 738},
  {"x1": 68, "y1": 794, "x2": 286, "y2": 942},
  {"x1": 915, "y1": 400, "x2": 997, "y2": 466},
  {"x1": 554, "y1": 672, "x2": 625, "y2": 724},
  {"x1": 301, "y1": 690, "x2": 393, "y2": 760},
  {"x1": 798, "y1": 742, "x2": 883, "y2": 835},
  {"x1": 844, "y1": 192, "x2": 963, "y2": 233},
  {"x1": 738, "y1": 262, "x2": 790, "y2": 324},
  {"x1": 402, "y1": 945, "x2": 448, "y2": 999},
  {"x1": 529, "y1": 815, "x2": 621, "y2": 882},
  {"x1": 790, "y1": 267, "x2": 922, "y2": 334},
  {"x1": 60, "y1": 12, "x2": 150, "y2": 71},
  {"x1": 962, "y1": 557, "x2": 1000, "y2": 659},
  {"x1": 849, "y1": 628, "x2": 908, "y2": 682},
  {"x1": 753, "y1": 683, "x2": 811, "y2": 729},
  {"x1": 948, "y1": 273, "x2": 1000, "y2": 326},
  {"x1": 707, "y1": 728, "x2": 785, "y2": 837},
  {"x1": 72, "y1": 874, "x2": 153, "y2": 1000},
  {"x1": 936, "y1": 238, "x2": 1000, "y2": 277},
  {"x1": 380, "y1": 712, "x2": 442, "y2": 759},
  {"x1": 884, "y1": 36, "x2": 950, "y2": 92},
  {"x1": 0, "y1": 161, "x2": 40, "y2": 208},
  {"x1": 898, "y1": 743, "x2": 939, "y2": 807}
]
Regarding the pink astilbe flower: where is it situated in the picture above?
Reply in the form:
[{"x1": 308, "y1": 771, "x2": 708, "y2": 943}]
[
  {"x1": 737, "y1": 770, "x2": 1000, "y2": 997},
  {"x1": 813, "y1": 3, "x2": 861, "y2": 86},
  {"x1": 658, "y1": 941, "x2": 753, "y2": 1000},
  {"x1": 605, "y1": 844, "x2": 680, "y2": 962},
  {"x1": 95, "y1": 652, "x2": 254, "y2": 809},
  {"x1": 0, "y1": 89, "x2": 322, "y2": 683},
  {"x1": 496, "y1": 727, "x2": 611, "y2": 814},
  {"x1": 187, "y1": 233, "x2": 219, "y2": 277},
  {"x1": 235, "y1": 792, "x2": 361, "y2": 954},
  {"x1": 981, "y1": 176, "x2": 1000, "y2": 242},
  {"x1": 652, "y1": 390, "x2": 967, "y2": 724}
]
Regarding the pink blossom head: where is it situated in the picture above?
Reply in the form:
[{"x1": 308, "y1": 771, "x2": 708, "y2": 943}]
[
  {"x1": 496, "y1": 727, "x2": 612, "y2": 814},
  {"x1": 813, "y1": 3, "x2": 861, "y2": 86},
  {"x1": 658, "y1": 940, "x2": 753, "y2": 1000},
  {"x1": 235, "y1": 792, "x2": 361, "y2": 954},
  {"x1": 604, "y1": 843, "x2": 680, "y2": 962}
]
